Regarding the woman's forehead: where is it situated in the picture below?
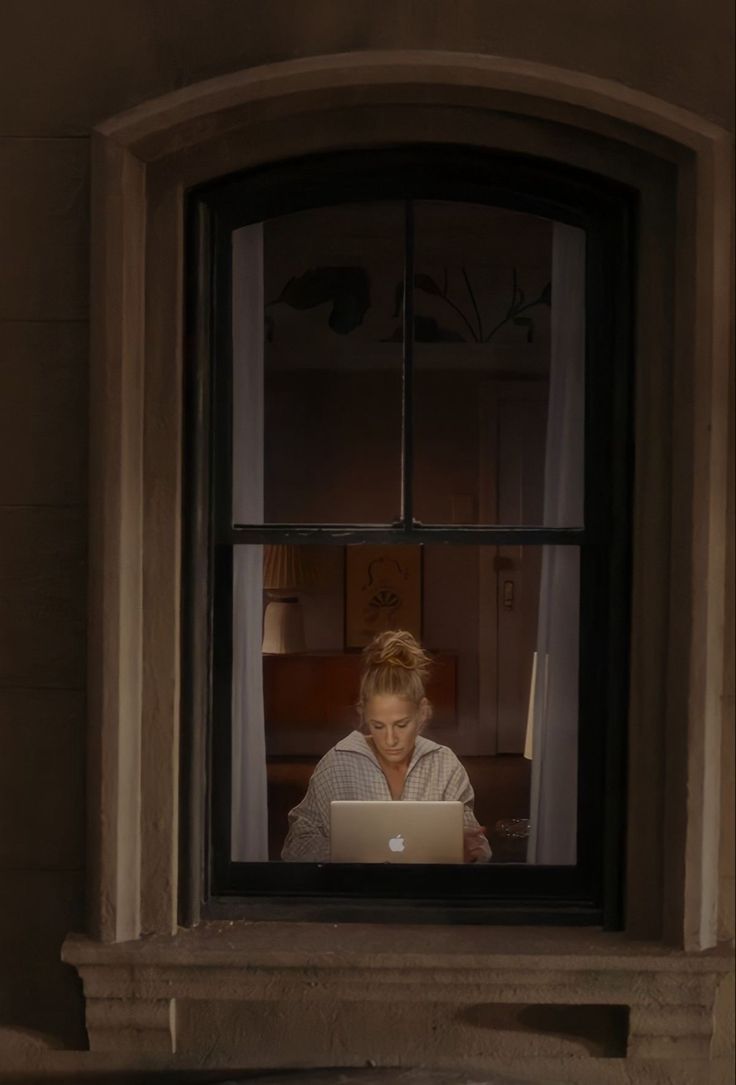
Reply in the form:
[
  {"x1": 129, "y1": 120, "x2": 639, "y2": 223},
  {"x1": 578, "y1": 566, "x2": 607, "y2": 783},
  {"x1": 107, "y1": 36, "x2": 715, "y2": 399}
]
[{"x1": 363, "y1": 693, "x2": 416, "y2": 722}]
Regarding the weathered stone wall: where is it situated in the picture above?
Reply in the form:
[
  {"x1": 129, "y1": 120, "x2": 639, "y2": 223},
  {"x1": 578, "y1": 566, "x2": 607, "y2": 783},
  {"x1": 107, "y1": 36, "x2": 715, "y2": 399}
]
[{"x1": 0, "y1": 1, "x2": 732, "y2": 1078}]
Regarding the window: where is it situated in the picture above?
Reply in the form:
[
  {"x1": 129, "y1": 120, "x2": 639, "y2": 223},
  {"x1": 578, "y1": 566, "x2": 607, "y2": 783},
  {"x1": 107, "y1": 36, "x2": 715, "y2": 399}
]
[{"x1": 185, "y1": 147, "x2": 633, "y2": 923}]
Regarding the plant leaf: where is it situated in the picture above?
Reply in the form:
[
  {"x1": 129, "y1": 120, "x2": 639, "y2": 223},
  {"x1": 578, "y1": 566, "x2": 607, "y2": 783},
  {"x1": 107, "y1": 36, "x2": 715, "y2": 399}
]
[
  {"x1": 414, "y1": 315, "x2": 465, "y2": 342},
  {"x1": 277, "y1": 269, "x2": 341, "y2": 309},
  {"x1": 381, "y1": 325, "x2": 404, "y2": 343},
  {"x1": 329, "y1": 290, "x2": 367, "y2": 334},
  {"x1": 414, "y1": 273, "x2": 443, "y2": 296},
  {"x1": 513, "y1": 316, "x2": 534, "y2": 343},
  {"x1": 275, "y1": 267, "x2": 371, "y2": 333}
]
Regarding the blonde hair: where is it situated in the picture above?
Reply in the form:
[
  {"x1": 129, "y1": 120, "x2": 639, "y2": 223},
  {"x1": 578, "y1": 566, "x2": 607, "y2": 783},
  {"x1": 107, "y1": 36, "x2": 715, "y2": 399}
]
[{"x1": 358, "y1": 630, "x2": 432, "y2": 712}]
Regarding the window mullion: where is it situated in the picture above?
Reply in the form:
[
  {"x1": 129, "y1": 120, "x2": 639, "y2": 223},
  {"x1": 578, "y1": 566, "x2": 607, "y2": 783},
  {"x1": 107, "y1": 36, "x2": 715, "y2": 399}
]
[{"x1": 401, "y1": 199, "x2": 415, "y2": 529}]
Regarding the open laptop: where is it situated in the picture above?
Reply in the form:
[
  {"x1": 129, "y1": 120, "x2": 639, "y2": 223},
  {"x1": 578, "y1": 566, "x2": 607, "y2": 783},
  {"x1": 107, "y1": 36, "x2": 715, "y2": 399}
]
[{"x1": 330, "y1": 800, "x2": 464, "y2": 864}]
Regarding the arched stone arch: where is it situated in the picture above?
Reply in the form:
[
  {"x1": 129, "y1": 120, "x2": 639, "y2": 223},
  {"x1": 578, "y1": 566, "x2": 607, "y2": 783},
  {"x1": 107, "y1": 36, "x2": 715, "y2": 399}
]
[
  {"x1": 100, "y1": 50, "x2": 727, "y2": 156},
  {"x1": 85, "y1": 51, "x2": 732, "y2": 956}
]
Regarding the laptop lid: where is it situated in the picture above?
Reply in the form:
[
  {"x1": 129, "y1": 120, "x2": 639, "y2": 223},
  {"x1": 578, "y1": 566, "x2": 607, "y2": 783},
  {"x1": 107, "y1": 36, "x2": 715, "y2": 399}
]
[{"x1": 330, "y1": 800, "x2": 464, "y2": 864}]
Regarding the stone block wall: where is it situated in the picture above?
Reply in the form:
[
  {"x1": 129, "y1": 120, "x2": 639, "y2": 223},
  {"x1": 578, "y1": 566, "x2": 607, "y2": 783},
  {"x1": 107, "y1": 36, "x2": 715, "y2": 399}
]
[{"x1": 0, "y1": 137, "x2": 89, "y2": 1048}]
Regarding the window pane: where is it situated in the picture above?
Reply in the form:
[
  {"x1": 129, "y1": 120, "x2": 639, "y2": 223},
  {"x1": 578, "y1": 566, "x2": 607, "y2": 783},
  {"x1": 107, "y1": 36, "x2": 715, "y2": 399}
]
[
  {"x1": 229, "y1": 542, "x2": 579, "y2": 867},
  {"x1": 232, "y1": 203, "x2": 405, "y2": 526},
  {"x1": 412, "y1": 201, "x2": 585, "y2": 527}
]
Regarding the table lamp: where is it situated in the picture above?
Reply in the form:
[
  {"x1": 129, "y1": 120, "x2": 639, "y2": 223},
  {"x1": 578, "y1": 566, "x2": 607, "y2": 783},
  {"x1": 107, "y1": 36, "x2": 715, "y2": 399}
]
[{"x1": 262, "y1": 544, "x2": 316, "y2": 654}]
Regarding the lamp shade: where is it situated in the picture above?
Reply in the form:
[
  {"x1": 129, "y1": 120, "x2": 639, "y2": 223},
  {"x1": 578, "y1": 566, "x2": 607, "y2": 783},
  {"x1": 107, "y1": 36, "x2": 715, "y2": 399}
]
[
  {"x1": 263, "y1": 545, "x2": 316, "y2": 591},
  {"x1": 262, "y1": 545, "x2": 315, "y2": 654}
]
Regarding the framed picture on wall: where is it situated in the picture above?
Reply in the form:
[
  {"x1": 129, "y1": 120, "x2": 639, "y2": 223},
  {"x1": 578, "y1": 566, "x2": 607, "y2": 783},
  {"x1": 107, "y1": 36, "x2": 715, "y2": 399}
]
[{"x1": 344, "y1": 545, "x2": 423, "y2": 649}]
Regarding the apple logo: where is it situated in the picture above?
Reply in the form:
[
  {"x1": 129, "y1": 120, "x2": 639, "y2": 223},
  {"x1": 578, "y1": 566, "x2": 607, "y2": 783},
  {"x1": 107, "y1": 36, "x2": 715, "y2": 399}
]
[{"x1": 388, "y1": 834, "x2": 405, "y2": 853}]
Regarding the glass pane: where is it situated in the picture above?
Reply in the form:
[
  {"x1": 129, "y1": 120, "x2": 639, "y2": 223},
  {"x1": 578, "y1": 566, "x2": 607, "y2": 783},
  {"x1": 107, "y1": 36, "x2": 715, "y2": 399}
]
[
  {"x1": 412, "y1": 201, "x2": 584, "y2": 527},
  {"x1": 231, "y1": 203, "x2": 404, "y2": 526},
  {"x1": 229, "y1": 542, "x2": 579, "y2": 866}
]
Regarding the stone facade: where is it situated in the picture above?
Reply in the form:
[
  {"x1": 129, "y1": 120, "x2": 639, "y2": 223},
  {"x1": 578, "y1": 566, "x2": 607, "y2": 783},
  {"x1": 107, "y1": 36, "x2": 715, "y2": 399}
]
[{"x1": 0, "y1": 3, "x2": 732, "y2": 1083}]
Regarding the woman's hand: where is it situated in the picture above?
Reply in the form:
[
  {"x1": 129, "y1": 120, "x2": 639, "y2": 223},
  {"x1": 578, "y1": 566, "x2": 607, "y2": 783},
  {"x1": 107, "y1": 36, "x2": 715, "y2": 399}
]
[{"x1": 463, "y1": 825, "x2": 488, "y2": 863}]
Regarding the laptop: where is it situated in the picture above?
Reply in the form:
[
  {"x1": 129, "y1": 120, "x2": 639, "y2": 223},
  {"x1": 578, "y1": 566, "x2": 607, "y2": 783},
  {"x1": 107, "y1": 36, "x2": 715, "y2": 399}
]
[{"x1": 330, "y1": 800, "x2": 464, "y2": 864}]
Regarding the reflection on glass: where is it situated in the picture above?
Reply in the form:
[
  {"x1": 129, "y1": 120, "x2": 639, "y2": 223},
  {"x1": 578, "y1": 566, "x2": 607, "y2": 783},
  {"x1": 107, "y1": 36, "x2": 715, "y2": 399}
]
[
  {"x1": 231, "y1": 203, "x2": 404, "y2": 526},
  {"x1": 412, "y1": 201, "x2": 584, "y2": 527},
  {"x1": 229, "y1": 543, "x2": 579, "y2": 866}
]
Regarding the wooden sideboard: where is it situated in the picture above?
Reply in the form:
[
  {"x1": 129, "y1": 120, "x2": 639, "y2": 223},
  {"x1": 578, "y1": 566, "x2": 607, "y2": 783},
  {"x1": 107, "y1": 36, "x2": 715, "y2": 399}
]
[{"x1": 263, "y1": 651, "x2": 457, "y2": 755}]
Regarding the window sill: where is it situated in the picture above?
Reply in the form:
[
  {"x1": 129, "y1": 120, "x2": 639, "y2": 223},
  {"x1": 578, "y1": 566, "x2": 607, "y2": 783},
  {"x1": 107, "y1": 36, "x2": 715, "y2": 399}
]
[{"x1": 62, "y1": 923, "x2": 733, "y2": 1060}]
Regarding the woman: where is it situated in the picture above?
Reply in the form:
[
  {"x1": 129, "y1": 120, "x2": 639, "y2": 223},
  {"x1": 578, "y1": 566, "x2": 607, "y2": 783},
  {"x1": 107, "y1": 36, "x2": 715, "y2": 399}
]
[{"x1": 281, "y1": 630, "x2": 491, "y2": 862}]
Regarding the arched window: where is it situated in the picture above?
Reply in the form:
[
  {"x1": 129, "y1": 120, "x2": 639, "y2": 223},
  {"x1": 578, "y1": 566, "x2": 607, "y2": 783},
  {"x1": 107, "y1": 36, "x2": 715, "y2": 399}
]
[{"x1": 185, "y1": 146, "x2": 633, "y2": 922}]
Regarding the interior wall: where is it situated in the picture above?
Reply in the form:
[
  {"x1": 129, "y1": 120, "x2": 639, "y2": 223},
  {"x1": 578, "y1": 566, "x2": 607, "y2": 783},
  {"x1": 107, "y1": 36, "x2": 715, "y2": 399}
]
[{"x1": 0, "y1": 0, "x2": 732, "y2": 1071}]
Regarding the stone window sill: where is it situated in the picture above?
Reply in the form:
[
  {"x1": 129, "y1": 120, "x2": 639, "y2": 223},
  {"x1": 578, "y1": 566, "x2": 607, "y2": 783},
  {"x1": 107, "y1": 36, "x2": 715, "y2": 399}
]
[{"x1": 62, "y1": 922, "x2": 733, "y2": 1060}]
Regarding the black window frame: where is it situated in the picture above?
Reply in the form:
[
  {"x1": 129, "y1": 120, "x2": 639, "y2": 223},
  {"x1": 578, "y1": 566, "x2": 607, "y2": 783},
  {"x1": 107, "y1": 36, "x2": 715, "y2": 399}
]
[{"x1": 181, "y1": 145, "x2": 634, "y2": 928}]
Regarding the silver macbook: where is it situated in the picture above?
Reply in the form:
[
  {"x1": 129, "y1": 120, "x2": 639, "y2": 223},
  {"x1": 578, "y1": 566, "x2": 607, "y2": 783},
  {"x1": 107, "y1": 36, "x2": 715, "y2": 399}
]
[{"x1": 330, "y1": 800, "x2": 464, "y2": 864}]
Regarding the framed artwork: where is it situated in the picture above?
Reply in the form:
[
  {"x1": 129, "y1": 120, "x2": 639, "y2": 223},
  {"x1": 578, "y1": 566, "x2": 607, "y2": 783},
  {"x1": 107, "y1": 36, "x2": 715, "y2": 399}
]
[{"x1": 344, "y1": 545, "x2": 422, "y2": 649}]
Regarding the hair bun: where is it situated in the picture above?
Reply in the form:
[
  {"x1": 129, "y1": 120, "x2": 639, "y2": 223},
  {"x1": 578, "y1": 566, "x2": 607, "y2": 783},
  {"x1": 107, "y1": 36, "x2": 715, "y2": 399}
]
[
  {"x1": 358, "y1": 630, "x2": 433, "y2": 711},
  {"x1": 362, "y1": 630, "x2": 431, "y2": 681}
]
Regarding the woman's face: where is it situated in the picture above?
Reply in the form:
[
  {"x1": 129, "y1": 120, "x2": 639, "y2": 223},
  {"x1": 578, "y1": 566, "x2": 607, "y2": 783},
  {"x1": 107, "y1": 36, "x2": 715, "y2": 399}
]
[{"x1": 362, "y1": 693, "x2": 427, "y2": 766}]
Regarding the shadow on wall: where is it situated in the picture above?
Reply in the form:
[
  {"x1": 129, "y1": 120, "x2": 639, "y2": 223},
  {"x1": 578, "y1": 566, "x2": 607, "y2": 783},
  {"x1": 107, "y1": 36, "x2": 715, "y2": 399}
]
[
  {"x1": 0, "y1": 1068, "x2": 559, "y2": 1085},
  {"x1": 457, "y1": 1003, "x2": 629, "y2": 1058},
  {"x1": 0, "y1": 877, "x2": 86, "y2": 1052}
]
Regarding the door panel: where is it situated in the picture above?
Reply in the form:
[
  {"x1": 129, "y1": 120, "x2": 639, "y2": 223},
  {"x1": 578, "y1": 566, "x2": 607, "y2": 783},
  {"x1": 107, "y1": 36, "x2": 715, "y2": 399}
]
[{"x1": 479, "y1": 383, "x2": 547, "y2": 753}]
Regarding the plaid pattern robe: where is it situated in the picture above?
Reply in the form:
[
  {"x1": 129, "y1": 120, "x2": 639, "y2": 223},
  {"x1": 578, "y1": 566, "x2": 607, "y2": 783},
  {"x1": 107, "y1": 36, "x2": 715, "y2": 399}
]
[{"x1": 281, "y1": 730, "x2": 491, "y2": 862}]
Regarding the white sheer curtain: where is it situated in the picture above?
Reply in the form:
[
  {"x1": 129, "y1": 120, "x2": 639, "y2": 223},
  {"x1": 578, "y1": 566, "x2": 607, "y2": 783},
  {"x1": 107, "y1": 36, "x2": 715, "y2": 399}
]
[
  {"x1": 230, "y1": 223, "x2": 269, "y2": 862},
  {"x1": 526, "y1": 222, "x2": 585, "y2": 865}
]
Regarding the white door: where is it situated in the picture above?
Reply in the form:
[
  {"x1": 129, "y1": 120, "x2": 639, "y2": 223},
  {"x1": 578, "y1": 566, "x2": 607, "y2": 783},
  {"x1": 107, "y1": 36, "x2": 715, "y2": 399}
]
[{"x1": 479, "y1": 381, "x2": 547, "y2": 753}]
